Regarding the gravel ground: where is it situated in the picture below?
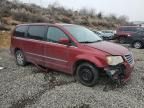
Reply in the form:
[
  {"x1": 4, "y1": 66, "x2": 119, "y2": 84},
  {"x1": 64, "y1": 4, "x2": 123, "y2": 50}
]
[{"x1": 0, "y1": 45, "x2": 144, "y2": 108}]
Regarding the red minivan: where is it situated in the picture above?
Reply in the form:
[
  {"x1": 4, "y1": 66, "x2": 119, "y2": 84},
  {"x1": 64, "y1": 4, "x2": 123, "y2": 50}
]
[{"x1": 10, "y1": 23, "x2": 134, "y2": 86}]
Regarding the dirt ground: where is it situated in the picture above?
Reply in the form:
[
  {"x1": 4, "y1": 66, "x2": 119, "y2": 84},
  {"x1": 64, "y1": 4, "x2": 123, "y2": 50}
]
[{"x1": 0, "y1": 43, "x2": 144, "y2": 108}]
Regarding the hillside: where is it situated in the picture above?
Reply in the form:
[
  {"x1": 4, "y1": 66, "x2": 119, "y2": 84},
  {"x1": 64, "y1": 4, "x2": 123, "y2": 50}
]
[{"x1": 0, "y1": 0, "x2": 130, "y2": 31}]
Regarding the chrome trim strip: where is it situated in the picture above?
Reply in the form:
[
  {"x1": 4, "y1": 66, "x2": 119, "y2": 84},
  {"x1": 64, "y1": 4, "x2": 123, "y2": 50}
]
[
  {"x1": 43, "y1": 41, "x2": 67, "y2": 46},
  {"x1": 43, "y1": 41, "x2": 78, "y2": 48},
  {"x1": 15, "y1": 37, "x2": 78, "y2": 48},
  {"x1": 26, "y1": 52, "x2": 68, "y2": 63}
]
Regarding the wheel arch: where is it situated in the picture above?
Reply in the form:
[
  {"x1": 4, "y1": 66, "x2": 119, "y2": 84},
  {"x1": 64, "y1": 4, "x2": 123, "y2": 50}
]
[
  {"x1": 132, "y1": 40, "x2": 143, "y2": 44},
  {"x1": 72, "y1": 58, "x2": 104, "y2": 75},
  {"x1": 14, "y1": 48, "x2": 21, "y2": 54}
]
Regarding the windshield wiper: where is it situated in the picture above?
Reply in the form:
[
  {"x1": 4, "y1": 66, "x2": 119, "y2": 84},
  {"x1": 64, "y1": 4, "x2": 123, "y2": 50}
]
[
  {"x1": 79, "y1": 41, "x2": 94, "y2": 43},
  {"x1": 79, "y1": 40, "x2": 102, "y2": 43}
]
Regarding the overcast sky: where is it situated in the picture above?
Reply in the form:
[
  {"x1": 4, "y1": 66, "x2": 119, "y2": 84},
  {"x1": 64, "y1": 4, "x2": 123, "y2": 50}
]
[{"x1": 20, "y1": 0, "x2": 144, "y2": 21}]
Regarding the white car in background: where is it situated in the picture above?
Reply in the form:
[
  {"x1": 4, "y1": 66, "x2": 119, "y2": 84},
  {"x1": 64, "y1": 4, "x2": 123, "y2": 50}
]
[{"x1": 100, "y1": 30, "x2": 116, "y2": 40}]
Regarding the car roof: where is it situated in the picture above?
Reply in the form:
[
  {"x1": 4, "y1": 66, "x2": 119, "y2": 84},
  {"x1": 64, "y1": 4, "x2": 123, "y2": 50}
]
[
  {"x1": 101, "y1": 30, "x2": 113, "y2": 31},
  {"x1": 101, "y1": 30, "x2": 115, "y2": 33},
  {"x1": 119, "y1": 26, "x2": 140, "y2": 28},
  {"x1": 16, "y1": 23, "x2": 76, "y2": 27}
]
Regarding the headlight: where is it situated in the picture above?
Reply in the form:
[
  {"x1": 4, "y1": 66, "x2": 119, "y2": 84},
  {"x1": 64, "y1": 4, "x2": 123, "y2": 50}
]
[{"x1": 106, "y1": 56, "x2": 124, "y2": 65}]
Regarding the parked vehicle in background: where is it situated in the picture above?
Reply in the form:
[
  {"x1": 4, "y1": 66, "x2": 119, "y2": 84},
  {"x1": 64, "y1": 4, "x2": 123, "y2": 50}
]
[
  {"x1": 10, "y1": 23, "x2": 134, "y2": 86},
  {"x1": 100, "y1": 30, "x2": 115, "y2": 40},
  {"x1": 127, "y1": 30, "x2": 144, "y2": 49},
  {"x1": 93, "y1": 30, "x2": 115, "y2": 40},
  {"x1": 115, "y1": 26, "x2": 143, "y2": 44},
  {"x1": 93, "y1": 30, "x2": 104, "y2": 39}
]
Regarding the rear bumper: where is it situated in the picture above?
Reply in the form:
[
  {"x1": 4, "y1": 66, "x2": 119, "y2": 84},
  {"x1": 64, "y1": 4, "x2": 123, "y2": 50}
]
[{"x1": 104, "y1": 62, "x2": 134, "y2": 83}]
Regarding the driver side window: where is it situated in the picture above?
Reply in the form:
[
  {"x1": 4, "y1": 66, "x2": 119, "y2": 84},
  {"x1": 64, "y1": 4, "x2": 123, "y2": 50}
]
[{"x1": 47, "y1": 27, "x2": 68, "y2": 43}]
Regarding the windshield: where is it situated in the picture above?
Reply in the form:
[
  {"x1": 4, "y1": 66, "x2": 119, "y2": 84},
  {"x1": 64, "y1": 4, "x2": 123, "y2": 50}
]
[{"x1": 63, "y1": 25, "x2": 102, "y2": 43}]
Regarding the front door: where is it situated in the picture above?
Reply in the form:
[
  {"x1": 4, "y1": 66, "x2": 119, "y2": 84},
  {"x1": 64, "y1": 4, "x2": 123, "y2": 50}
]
[{"x1": 44, "y1": 26, "x2": 70, "y2": 73}]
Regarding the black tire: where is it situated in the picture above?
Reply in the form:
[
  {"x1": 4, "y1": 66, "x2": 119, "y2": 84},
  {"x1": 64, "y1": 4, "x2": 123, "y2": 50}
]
[
  {"x1": 76, "y1": 63, "x2": 99, "y2": 87},
  {"x1": 15, "y1": 50, "x2": 27, "y2": 66},
  {"x1": 132, "y1": 41, "x2": 143, "y2": 49},
  {"x1": 119, "y1": 37, "x2": 126, "y2": 44}
]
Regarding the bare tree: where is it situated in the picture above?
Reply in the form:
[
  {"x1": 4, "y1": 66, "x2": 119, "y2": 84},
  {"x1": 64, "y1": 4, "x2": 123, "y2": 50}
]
[
  {"x1": 12, "y1": 0, "x2": 20, "y2": 3},
  {"x1": 118, "y1": 15, "x2": 129, "y2": 23},
  {"x1": 79, "y1": 8, "x2": 96, "y2": 17},
  {"x1": 97, "y1": 12, "x2": 103, "y2": 19}
]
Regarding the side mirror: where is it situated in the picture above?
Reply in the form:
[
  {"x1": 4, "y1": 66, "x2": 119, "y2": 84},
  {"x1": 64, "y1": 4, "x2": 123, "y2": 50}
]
[{"x1": 58, "y1": 38, "x2": 70, "y2": 45}]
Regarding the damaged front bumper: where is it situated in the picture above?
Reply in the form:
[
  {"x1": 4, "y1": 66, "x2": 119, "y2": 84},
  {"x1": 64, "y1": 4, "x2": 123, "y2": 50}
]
[{"x1": 104, "y1": 62, "x2": 134, "y2": 83}]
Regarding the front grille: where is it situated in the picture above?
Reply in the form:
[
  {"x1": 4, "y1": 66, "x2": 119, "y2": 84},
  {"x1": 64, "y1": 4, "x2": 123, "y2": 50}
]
[{"x1": 124, "y1": 53, "x2": 134, "y2": 64}]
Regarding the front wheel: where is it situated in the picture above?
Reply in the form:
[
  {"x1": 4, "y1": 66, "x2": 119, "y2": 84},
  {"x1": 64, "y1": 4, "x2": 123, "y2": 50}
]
[{"x1": 76, "y1": 63, "x2": 99, "y2": 87}]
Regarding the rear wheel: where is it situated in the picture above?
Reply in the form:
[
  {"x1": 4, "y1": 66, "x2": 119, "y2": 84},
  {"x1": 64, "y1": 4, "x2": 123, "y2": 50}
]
[
  {"x1": 76, "y1": 63, "x2": 99, "y2": 87},
  {"x1": 132, "y1": 41, "x2": 143, "y2": 49},
  {"x1": 15, "y1": 50, "x2": 27, "y2": 66}
]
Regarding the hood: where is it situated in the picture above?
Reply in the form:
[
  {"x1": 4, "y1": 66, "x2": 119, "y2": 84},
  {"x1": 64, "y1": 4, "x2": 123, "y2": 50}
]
[{"x1": 84, "y1": 41, "x2": 129, "y2": 55}]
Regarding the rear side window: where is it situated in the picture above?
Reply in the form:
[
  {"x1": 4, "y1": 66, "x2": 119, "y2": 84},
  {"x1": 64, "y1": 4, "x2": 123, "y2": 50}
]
[
  {"x1": 27, "y1": 25, "x2": 47, "y2": 40},
  {"x1": 14, "y1": 25, "x2": 28, "y2": 37},
  {"x1": 47, "y1": 27, "x2": 68, "y2": 43}
]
